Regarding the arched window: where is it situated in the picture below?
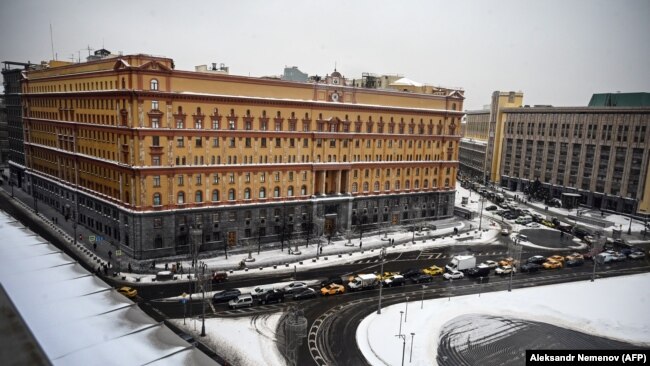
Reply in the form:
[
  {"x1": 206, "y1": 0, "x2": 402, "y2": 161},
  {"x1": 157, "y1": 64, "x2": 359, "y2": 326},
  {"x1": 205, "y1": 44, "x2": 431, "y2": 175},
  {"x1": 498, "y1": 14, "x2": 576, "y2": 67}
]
[
  {"x1": 363, "y1": 182, "x2": 369, "y2": 192},
  {"x1": 177, "y1": 191, "x2": 185, "y2": 204},
  {"x1": 153, "y1": 193, "x2": 161, "y2": 206},
  {"x1": 395, "y1": 180, "x2": 401, "y2": 190},
  {"x1": 433, "y1": 179, "x2": 438, "y2": 187},
  {"x1": 424, "y1": 179, "x2": 429, "y2": 188},
  {"x1": 150, "y1": 79, "x2": 159, "y2": 91},
  {"x1": 374, "y1": 181, "x2": 380, "y2": 191},
  {"x1": 301, "y1": 185, "x2": 307, "y2": 195},
  {"x1": 274, "y1": 186, "x2": 280, "y2": 198},
  {"x1": 212, "y1": 190, "x2": 220, "y2": 201},
  {"x1": 287, "y1": 186, "x2": 294, "y2": 196},
  {"x1": 228, "y1": 189, "x2": 235, "y2": 201},
  {"x1": 352, "y1": 182, "x2": 358, "y2": 193},
  {"x1": 195, "y1": 190, "x2": 203, "y2": 202},
  {"x1": 444, "y1": 178, "x2": 450, "y2": 187},
  {"x1": 405, "y1": 180, "x2": 410, "y2": 189},
  {"x1": 384, "y1": 181, "x2": 390, "y2": 191},
  {"x1": 244, "y1": 188, "x2": 251, "y2": 200},
  {"x1": 414, "y1": 179, "x2": 420, "y2": 189},
  {"x1": 259, "y1": 187, "x2": 266, "y2": 198}
]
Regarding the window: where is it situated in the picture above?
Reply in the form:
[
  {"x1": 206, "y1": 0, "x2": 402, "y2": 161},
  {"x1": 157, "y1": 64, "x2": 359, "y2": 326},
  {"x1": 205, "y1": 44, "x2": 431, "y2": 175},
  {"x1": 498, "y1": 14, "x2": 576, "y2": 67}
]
[
  {"x1": 153, "y1": 175, "x2": 161, "y2": 187},
  {"x1": 212, "y1": 138, "x2": 219, "y2": 147},
  {"x1": 261, "y1": 138, "x2": 267, "y2": 148},
  {"x1": 176, "y1": 119, "x2": 184, "y2": 129},
  {"x1": 195, "y1": 119, "x2": 202, "y2": 129},
  {"x1": 274, "y1": 186, "x2": 280, "y2": 197},
  {"x1": 212, "y1": 190, "x2": 220, "y2": 201},
  {"x1": 150, "y1": 79, "x2": 158, "y2": 90},
  {"x1": 245, "y1": 137, "x2": 251, "y2": 147},
  {"x1": 195, "y1": 137, "x2": 202, "y2": 147},
  {"x1": 287, "y1": 186, "x2": 294, "y2": 196},
  {"x1": 229, "y1": 173, "x2": 235, "y2": 183},
  {"x1": 152, "y1": 136, "x2": 160, "y2": 146},
  {"x1": 152, "y1": 156, "x2": 161, "y2": 166},
  {"x1": 177, "y1": 137, "x2": 185, "y2": 147},
  {"x1": 151, "y1": 100, "x2": 159, "y2": 110},
  {"x1": 274, "y1": 172, "x2": 280, "y2": 182},
  {"x1": 352, "y1": 182, "x2": 358, "y2": 193},
  {"x1": 363, "y1": 182, "x2": 369, "y2": 191},
  {"x1": 245, "y1": 172, "x2": 251, "y2": 182},
  {"x1": 153, "y1": 218, "x2": 162, "y2": 228},
  {"x1": 229, "y1": 120, "x2": 235, "y2": 130},
  {"x1": 153, "y1": 193, "x2": 161, "y2": 206},
  {"x1": 301, "y1": 185, "x2": 307, "y2": 195},
  {"x1": 228, "y1": 189, "x2": 235, "y2": 200},
  {"x1": 212, "y1": 119, "x2": 219, "y2": 129},
  {"x1": 260, "y1": 172, "x2": 266, "y2": 182},
  {"x1": 195, "y1": 174, "x2": 202, "y2": 185},
  {"x1": 177, "y1": 191, "x2": 185, "y2": 204},
  {"x1": 259, "y1": 187, "x2": 266, "y2": 198},
  {"x1": 275, "y1": 138, "x2": 281, "y2": 148},
  {"x1": 177, "y1": 174, "x2": 184, "y2": 185},
  {"x1": 244, "y1": 188, "x2": 251, "y2": 200},
  {"x1": 151, "y1": 117, "x2": 160, "y2": 128},
  {"x1": 195, "y1": 190, "x2": 203, "y2": 202}
]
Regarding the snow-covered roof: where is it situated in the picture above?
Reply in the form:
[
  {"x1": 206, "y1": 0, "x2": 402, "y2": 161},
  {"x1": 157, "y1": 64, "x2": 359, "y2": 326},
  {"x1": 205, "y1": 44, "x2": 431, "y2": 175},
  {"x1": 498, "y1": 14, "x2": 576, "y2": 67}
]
[
  {"x1": 0, "y1": 210, "x2": 217, "y2": 366},
  {"x1": 389, "y1": 77, "x2": 423, "y2": 87}
]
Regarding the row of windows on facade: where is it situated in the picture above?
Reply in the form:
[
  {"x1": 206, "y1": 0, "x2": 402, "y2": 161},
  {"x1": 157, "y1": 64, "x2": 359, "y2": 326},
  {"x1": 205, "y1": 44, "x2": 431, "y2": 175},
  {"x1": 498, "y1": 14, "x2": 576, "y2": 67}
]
[
  {"x1": 152, "y1": 177, "x2": 451, "y2": 206},
  {"x1": 29, "y1": 79, "x2": 117, "y2": 93},
  {"x1": 506, "y1": 121, "x2": 647, "y2": 144}
]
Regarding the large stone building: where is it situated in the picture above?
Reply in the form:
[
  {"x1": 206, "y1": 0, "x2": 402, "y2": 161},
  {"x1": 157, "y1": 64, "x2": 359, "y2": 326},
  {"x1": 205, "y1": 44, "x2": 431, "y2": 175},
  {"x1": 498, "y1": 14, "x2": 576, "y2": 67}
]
[
  {"x1": 500, "y1": 93, "x2": 650, "y2": 216},
  {"x1": 21, "y1": 54, "x2": 464, "y2": 259},
  {"x1": 459, "y1": 91, "x2": 524, "y2": 183}
]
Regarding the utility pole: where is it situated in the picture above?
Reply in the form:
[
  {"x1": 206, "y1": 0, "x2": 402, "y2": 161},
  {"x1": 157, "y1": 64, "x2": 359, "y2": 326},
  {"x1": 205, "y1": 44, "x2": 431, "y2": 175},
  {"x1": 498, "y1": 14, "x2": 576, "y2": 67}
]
[{"x1": 377, "y1": 248, "x2": 386, "y2": 314}]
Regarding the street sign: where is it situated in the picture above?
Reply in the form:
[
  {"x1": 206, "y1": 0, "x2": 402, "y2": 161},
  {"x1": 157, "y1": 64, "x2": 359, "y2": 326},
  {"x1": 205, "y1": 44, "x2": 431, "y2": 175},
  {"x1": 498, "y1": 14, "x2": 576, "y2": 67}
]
[
  {"x1": 180, "y1": 292, "x2": 188, "y2": 303},
  {"x1": 116, "y1": 250, "x2": 122, "y2": 257},
  {"x1": 89, "y1": 235, "x2": 96, "y2": 242}
]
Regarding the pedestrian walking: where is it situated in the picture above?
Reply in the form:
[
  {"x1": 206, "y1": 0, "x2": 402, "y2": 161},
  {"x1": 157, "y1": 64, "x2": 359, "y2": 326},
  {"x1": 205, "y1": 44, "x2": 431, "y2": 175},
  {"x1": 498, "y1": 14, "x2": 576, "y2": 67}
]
[
  {"x1": 165, "y1": 263, "x2": 168, "y2": 271},
  {"x1": 108, "y1": 250, "x2": 112, "y2": 260},
  {"x1": 93, "y1": 242, "x2": 97, "y2": 251},
  {"x1": 359, "y1": 241, "x2": 362, "y2": 248},
  {"x1": 320, "y1": 247, "x2": 323, "y2": 254},
  {"x1": 128, "y1": 263, "x2": 132, "y2": 272}
]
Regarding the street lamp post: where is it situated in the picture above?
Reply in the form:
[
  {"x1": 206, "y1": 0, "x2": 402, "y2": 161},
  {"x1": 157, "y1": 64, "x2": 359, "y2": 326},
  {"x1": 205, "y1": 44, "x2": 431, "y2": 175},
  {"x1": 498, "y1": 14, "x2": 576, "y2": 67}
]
[
  {"x1": 627, "y1": 216, "x2": 633, "y2": 235},
  {"x1": 508, "y1": 236, "x2": 519, "y2": 292},
  {"x1": 377, "y1": 248, "x2": 386, "y2": 314},
  {"x1": 398, "y1": 311, "x2": 403, "y2": 336},
  {"x1": 420, "y1": 285, "x2": 427, "y2": 309},
  {"x1": 404, "y1": 296, "x2": 409, "y2": 323},
  {"x1": 395, "y1": 334, "x2": 406, "y2": 366},
  {"x1": 257, "y1": 226, "x2": 261, "y2": 255},
  {"x1": 409, "y1": 333, "x2": 415, "y2": 363},
  {"x1": 478, "y1": 197, "x2": 485, "y2": 231}
]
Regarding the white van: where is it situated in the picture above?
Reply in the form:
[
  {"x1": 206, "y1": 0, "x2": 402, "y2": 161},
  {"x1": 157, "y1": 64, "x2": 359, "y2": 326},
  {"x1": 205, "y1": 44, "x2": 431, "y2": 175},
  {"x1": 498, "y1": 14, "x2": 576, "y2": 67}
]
[
  {"x1": 228, "y1": 294, "x2": 253, "y2": 309},
  {"x1": 515, "y1": 216, "x2": 533, "y2": 225}
]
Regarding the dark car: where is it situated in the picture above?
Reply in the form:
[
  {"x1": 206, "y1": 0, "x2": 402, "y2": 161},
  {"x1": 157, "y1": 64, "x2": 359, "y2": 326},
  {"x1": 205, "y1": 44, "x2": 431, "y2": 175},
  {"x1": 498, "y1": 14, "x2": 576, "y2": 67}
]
[
  {"x1": 211, "y1": 271, "x2": 228, "y2": 283},
  {"x1": 401, "y1": 268, "x2": 422, "y2": 278},
  {"x1": 382, "y1": 275, "x2": 406, "y2": 287},
  {"x1": 572, "y1": 227, "x2": 591, "y2": 239},
  {"x1": 566, "y1": 258, "x2": 585, "y2": 267},
  {"x1": 485, "y1": 205, "x2": 498, "y2": 211},
  {"x1": 293, "y1": 288, "x2": 317, "y2": 300},
  {"x1": 212, "y1": 289, "x2": 241, "y2": 303},
  {"x1": 466, "y1": 266, "x2": 490, "y2": 278},
  {"x1": 520, "y1": 263, "x2": 542, "y2": 273},
  {"x1": 260, "y1": 289, "x2": 285, "y2": 304},
  {"x1": 411, "y1": 273, "x2": 434, "y2": 283},
  {"x1": 320, "y1": 276, "x2": 344, "y2": 288},
  {"x1": 526, "y1": 255, "x2": 546, "y2": 264}
]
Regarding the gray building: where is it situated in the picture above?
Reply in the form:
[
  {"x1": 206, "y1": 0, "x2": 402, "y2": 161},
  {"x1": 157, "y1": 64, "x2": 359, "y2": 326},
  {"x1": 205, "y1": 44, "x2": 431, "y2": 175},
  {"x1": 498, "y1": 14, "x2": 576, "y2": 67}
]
[
  {"x1": 500, "y1": 94, "x2": 650, "y2": 216},
  {"x1": 2, "y1": 61, "x2": 33, "y2": 189},
  {"x1": 0, "y1": 95, "x2": 8, "y2": 167},
  {"x1": 282, "y1": 66, "x2": 308, "y2": 82}
]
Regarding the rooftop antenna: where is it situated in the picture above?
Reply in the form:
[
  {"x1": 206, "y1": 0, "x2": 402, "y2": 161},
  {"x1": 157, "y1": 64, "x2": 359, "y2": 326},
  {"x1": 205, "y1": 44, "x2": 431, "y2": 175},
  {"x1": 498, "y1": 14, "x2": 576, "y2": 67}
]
[
  {"x1": 68, "y1": 54, "x2": 75, "y2": 62},
  {"x1": 334, "y1": 61, "x2": 337, "y2": 71},
  {"x1": 49, "y1": 23, "x2": 55, "y2": 60},
  {"x1": 85, "y1": 45, "x2": 94, "y2": 56}
]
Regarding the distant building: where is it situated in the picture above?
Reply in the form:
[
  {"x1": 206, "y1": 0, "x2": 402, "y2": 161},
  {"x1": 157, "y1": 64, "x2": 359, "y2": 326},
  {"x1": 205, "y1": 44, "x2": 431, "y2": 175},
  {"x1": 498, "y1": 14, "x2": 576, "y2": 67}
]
[
  {"x1": 282, "y1": 66, "x2": 308, "y2": 82},
  {"x1": 353, "y1": 73, "x2": 403, "y2": 89},
  {"x1": 459, "y1": 91, "x2": 524, "y2": 183},
  {"x1": 500, "y1": 93, "x2": 650, "y2": 216},
  {"x1": 86, "y1": 48, "x2": 115, "y2": 62},
  {"x1": 0, "y1": 95, "x2": 7, "y2": 167},
  {"x1": 195, "y1": 63, "x2": 229, "y2": 74},
  {"x1": 2, "y1": 61, "x2": 34, "y2": 189}
]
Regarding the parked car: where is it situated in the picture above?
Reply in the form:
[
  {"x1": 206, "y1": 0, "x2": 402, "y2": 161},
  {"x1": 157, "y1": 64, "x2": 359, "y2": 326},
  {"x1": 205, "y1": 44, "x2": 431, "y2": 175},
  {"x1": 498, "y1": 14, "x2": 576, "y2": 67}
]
[
  {"x1": 283, "y1": 282, "x2": 307, "y2": 295},
  {"x1": 566, "y1": 258, "x2": 585, "y2": 267},
  {"x1": 213, "y1": 289, "x2": 241, "y2": 303},
  {"x1": 211, "y1": 271, "x2": 228, "y2": 283},
  {"x1": 501, "y1": 229, "x2": 510, "y2": 236},
  {"x1": 526, "y1": 255, "x2": 546, "y2": 264},
  {"x1": 260, "y1": 289, "x2": 285, "y2": 304},
  {"x1": 422, "y1": 265, "x2": 444, "y2": 276},
  {"x1": 293, "y1": 288, "x2": 317, "y2": 300},
  {"x1": 401, "y1": 268, "x2": 422, "y2": 278},
  {"x1": 466, "y1": 266, "x2": 490, "y2": 278},
  {"x1": 382, "y1": 275, "x2": 406, "y2": 287},
  {"x1": 443, "y1": 270, "x2": 464, "y2": 280},
  {"x1": 251, "y1": 286, "x2": 272, "y2": 299},
  {"x1": 480, "y1": 260, "x2": 498, "y2": 269},
  {"x1": 542, "y1": 260, "x2": 562, "y2": 269},
  {"x1": 320, "y1": 283, "x2": 345, "y2": 296},
  {"x1": 410, "y1": 273, "x2": 434, "y2": 283},
  {"x1": 565, "y1": 253, "x2": 584, "y2": 261},
  {"x1": 495, "y1": 265, "x2": 515, "y2": 275},
  {"x1": 228, "y1": 294, "x2": 253, "y2": 309},
  {"x1": 520, "y1": 263, "x2": 542, "y2": 273},
  {"x1": 498, "y1": 257, "x2": 514, "y2": 267},
  {"x1": 320, "y1": 276, "x2": 344, "y2": 288},
  {"x1": 527, "y1": 222, "x2": 540, "y2": 228},
  {"x1": 611, "y1": 252, "x2": 627, "y2": 262},
  {"x1": 485, "y1": 205, "x2": 498, "y2": 211},
  {"x1": 547, "y1": 255, "x2": 565, "y2": 263},
  {"x1": 628, "y1": 251, "x2": 646, "y2": 260},
  {"x1": 117, "y1": 286, "x2": 137, "y2": 299},
  {"x1": 541, "y1": 220, "x2": 555, "y2": 228}
]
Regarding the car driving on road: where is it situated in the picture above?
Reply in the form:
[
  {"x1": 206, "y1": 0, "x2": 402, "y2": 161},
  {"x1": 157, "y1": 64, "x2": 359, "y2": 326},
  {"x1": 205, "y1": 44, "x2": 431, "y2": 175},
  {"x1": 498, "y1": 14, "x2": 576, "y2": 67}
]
[
  {"x1": 443, "y1": 270, "x2": 464, "y2": 280},
  {"x1": 542, "y1": 259, "x2": 563, "y2": 269},
  {"x1": 213, "y1": 289, "x2": 241, "y2": 303},
  {"x1": 320, "y1": 283, "x2": 345, "y2": 296},
  {"x1": 422, "y1": 265, "x2": 444, "y2": 276},
  {"x1": 382, "y1": 275, "x2": 406, "y2": 287},
  {"x1": 293, "y1": 288, "x2": 317, "y2": 300},
  {"x1": 283, "y1": 282, "x2": 307, "y2": 295},
  {"x1": 410, "y1": 273, "x2": 434, "y2": 283},
  {"x1": 495, "y1": 265, "x2": 515, "y2": 275}
]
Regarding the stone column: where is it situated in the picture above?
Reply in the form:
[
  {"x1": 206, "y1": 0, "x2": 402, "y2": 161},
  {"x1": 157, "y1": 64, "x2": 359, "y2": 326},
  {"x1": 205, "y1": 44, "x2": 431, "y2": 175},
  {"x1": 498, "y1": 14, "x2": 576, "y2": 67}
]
[
  {"x1": 320, "y1": 171, "x2": 326, "y2": 196},
  {"x1": 335, "y1": 170, "x2": 342, "y2": 195}
]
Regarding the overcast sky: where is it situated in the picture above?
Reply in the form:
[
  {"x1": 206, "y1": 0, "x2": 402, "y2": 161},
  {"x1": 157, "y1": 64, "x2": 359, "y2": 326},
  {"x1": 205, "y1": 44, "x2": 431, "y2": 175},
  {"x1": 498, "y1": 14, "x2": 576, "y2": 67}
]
[{"x1": 1, "y1": 0, "x2": 648, "y2": 110}]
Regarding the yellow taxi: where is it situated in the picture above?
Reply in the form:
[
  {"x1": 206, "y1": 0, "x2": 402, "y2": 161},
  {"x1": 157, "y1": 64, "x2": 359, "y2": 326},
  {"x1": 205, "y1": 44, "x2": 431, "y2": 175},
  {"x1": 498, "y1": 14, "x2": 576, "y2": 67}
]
[
  {"x1": 565, "y1": 253, "x2": 584, "y2": 261},
  {"x1": 422, "y1": 265, "x2": 444, "y2": 276},
  {"x1": 320, "y1": 283, "x2": 345, "y2": 296},
  {"x1": 376, "y1": 272, "x2": 399, "y2": 281},
  {"x1": 547, "y1": 255, "x2": 565, "y2": 263},
  {"x1": 542, "y1": 259, "x2": 563, "y2": 269},
  {"x1": 117, "y1": 286, "x2": 138, "y2": 299},
  {"x1": 498, "y1": 257, "x2": 514, "y2": 267}
]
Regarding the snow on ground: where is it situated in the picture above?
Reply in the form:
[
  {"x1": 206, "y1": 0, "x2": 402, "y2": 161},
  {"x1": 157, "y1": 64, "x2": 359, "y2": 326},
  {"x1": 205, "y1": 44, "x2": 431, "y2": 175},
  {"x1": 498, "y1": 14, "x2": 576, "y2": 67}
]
[
  {"x1": 170, "y1": 312, "x2": 285, "y2": 366},
  {"x1": 357, "y1": 273, "x2": 650, "y2": 366}
]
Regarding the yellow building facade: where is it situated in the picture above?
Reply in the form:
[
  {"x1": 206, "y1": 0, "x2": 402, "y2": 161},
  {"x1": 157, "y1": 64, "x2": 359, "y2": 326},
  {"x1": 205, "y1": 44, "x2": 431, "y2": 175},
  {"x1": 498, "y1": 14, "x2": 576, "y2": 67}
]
[{"x1": 22, "y1": 54, "x2": 463, "y2": 259}]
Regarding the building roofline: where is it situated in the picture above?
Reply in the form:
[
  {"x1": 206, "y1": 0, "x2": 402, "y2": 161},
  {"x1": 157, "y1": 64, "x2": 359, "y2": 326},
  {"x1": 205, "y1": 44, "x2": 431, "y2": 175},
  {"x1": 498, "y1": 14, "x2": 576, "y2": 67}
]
[{"x1": 502, "y1": 106, "x2": 650, "y2": 113}]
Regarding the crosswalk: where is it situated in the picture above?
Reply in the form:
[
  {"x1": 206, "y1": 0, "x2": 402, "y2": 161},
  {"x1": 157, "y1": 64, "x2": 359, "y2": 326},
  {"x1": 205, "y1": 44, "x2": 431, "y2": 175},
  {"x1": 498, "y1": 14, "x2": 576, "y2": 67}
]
[{"x1": 351, "y1": 250, "x2": 512, "y2": 264}]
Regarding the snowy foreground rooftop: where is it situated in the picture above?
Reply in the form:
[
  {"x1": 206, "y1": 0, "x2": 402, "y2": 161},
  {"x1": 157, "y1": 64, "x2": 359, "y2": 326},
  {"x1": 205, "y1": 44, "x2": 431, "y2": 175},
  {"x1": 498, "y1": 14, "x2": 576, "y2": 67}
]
[{"x1": 0, "y1": 210, "x2": 217, "y2": 366}]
